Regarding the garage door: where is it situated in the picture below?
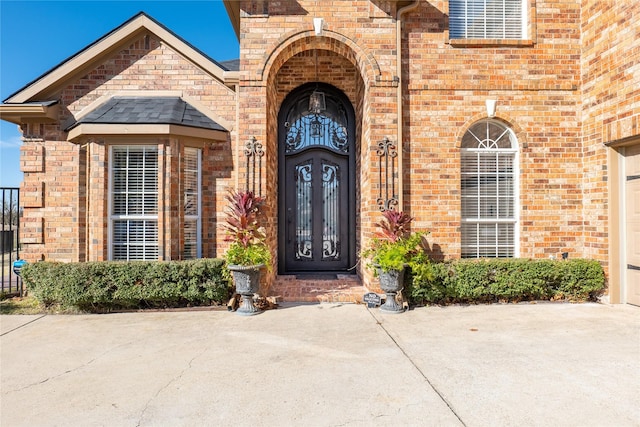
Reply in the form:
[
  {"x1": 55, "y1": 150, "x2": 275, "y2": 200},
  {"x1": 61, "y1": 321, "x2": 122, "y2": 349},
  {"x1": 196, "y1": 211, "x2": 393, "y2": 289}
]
[{"x1": 625, "y1": 144, "x2": 640, "y2": 306}]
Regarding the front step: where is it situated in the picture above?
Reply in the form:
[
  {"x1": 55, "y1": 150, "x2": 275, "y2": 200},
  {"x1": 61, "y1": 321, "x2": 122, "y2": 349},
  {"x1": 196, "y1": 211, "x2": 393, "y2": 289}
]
[{"x1": 271, "y1": 274, "x2": 368, "y2": 303}]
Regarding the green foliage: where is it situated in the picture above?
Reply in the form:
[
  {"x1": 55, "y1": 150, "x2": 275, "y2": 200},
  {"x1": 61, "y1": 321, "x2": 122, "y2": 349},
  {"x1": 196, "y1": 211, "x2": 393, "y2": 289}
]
[
  {"x1": 223, "y1": 189, "x2": 272, "y2": 270},
  {"x1": 21, "y1": 258, "x2": 232, "y2": 312},
  {"x1": 225, "y1": 241, "x2": 271, "y2": 269},
  {"x1": 407, "y1": 258, "x2": 605, "y2": 305},
  {"x1": 363, "y1": 210, "x2": 431, "y2": 274},
  {"x1": 364, "y1": 232, "x2": 428, "y2": 273},
  {"x1": 0, "y1": 296, "x2": 43, "y2": 315},
  {"x1": 554, "y1": 258, "x2": 606, "y2": 301}
]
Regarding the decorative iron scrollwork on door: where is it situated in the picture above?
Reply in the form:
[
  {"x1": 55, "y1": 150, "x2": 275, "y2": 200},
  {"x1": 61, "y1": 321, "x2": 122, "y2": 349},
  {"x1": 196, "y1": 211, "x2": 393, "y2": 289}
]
[
  {"x1": 245, "y1": 136, "x2": 264, "y2": 195},
  {"x1": 322, "y1": 162, "x2": 341, "y2": 260},
  {"x1": 284, "y1": 113, "x2": 349, "y2": 154},
  {"x1": 295, "y1": 161, "x2": 313, "y2": 260},
  {"x1": 377, "y1": 137, "x2": 398, "y2": 211}
]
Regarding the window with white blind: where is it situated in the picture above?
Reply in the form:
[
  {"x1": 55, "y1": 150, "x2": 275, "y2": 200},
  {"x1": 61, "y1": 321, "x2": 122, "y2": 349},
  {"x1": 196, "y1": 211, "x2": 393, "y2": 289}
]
[
  {"x1": 461, "y1": 120, "x2": 518, "y2": 258},
  {"x1": 449, "y1": 0, "x2": 526, "y2": 39},
  {"x1": 183, "y1": 147, "x2": 201, "y2": 259},
  {"x1": 110, "y1": 145, "x2": 159, "y2": 261}
]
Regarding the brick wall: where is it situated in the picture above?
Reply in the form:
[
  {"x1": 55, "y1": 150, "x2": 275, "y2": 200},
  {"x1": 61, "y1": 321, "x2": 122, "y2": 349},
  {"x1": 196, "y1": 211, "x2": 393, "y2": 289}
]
[
  {"x1": 400, "y1": 0, "x2": 583, "y2": 260},
  {"x1": 20, "y1": 131, "x2": 84, "y2": 262},
  {"x1": 15, "y1": 1, "x2": 638, "y2": 294},
  {"x1": 238, "y1": 0, "x2": 400, "y2": 282},
  {"x1": 237, "y1": 0, "x2": 590, "y2": 288},
  {"x1": 581, "y1": 0, "x2": 640, "y2": 265},
  {"x1": 19, "y1": 33, "x2": 237, "y2": 262}
]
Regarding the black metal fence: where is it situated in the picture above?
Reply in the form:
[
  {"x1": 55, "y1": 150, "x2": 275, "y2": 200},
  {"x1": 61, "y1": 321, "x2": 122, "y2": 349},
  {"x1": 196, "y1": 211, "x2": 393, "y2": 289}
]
[{"x1": 1, "y1": 187, "x2": 22, "y2": 296}]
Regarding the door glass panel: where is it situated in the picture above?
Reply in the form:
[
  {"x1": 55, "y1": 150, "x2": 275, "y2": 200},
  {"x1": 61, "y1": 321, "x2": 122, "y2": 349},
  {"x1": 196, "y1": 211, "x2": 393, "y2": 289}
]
[
  {"x1": 295, "y1": 161, "x2": 313, "y2": 260},
  {"x1": 322, "y1": 161, "x2": 340, "y2": 260}
]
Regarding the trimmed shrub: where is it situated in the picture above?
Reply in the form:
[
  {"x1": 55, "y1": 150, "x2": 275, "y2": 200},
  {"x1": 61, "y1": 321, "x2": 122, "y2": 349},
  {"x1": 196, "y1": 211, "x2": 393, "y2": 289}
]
[
  {"x1": 553, "y1": 258, "x2": 606, "y2": 301},
  {"x1": 407, "y1": 258, "x2": 605, "y2": 305},
  {"x1": 21, "y1": 259, "x2": 232, "y2": 312}
]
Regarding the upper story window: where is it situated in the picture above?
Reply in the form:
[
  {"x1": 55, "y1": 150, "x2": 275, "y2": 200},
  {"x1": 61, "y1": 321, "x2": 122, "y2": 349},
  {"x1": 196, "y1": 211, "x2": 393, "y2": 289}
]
[{"x1": 449, "y1": 0, "x2": 526, "y2": 39}]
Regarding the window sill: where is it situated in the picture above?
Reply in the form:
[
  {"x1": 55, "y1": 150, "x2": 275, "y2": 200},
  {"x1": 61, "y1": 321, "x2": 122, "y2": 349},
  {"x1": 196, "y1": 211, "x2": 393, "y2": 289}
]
[{"x1": 449, "y1": 38, "x2": 535, "y2": 48}]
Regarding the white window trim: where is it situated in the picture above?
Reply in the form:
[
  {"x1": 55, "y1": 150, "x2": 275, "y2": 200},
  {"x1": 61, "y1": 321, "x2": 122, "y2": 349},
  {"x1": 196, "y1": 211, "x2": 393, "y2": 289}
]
[
  {"x1": 183, "y1": 147, "x2": 202, "y2": 259},
  {"x1": 449, "y1": 0, "x2": 527, "y2": 40},
  {"x1": 461, "y1": 121, "x2": 520, "y2": 258},
  {"x1": 521, "y1": 0, "x2": 528, "y2": 41}
]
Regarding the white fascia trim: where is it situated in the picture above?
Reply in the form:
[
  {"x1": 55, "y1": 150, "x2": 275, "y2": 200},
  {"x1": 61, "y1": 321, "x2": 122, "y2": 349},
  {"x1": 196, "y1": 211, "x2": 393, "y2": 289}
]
[
  {"x1": 0, "y1": 103, "x2": 59, "y2": 124},
  {"x1": 68, "y1": 123, "x2": 228, "y2": 142}
]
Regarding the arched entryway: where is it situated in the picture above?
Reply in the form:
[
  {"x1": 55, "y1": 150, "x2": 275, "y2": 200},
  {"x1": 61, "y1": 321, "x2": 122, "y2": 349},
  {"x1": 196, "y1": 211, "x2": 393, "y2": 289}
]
[{"x1": 278, "y1": 83, "x2": 356, "y2": 275}]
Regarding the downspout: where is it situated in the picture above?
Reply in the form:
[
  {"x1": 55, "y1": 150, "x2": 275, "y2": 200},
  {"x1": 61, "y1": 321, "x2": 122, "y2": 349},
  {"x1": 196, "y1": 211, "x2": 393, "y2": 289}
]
[
  {"x1": 234, "y1": 83, "x2": 240, "y2": 190},
  {"x1": 86, "y1": 141, "x2": 90, "y2": 262},
  {"x1": 396, "y1": 0, "x2": 419, "y2": 210}
]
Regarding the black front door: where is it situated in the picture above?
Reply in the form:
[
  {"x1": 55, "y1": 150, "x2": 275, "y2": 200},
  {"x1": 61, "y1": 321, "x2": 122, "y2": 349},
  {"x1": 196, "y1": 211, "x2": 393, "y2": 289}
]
[{"x1": 278, "y1": 83, "x2": 356, "y2": 274}]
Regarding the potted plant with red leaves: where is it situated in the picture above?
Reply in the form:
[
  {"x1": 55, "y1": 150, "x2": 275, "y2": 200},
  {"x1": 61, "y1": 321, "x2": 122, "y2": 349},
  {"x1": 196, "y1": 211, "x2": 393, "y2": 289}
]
[
  {"x1": 223, "y1": 189, "x2": 271, "y2": 315},
  {"x1": 363, "y1": 210, "x2": 428, "y2": 313}
]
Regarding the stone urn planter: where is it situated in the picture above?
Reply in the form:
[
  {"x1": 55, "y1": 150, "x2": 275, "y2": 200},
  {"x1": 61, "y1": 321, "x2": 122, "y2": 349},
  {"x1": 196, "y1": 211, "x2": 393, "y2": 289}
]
[
  {"x1": 228, "y1": 264, "x2": 264, "y2": 316},
  {"x1": 223, "y1": 190, "x2": 271, "y2": 316},
  {"x1": 376, "y1": 265, "x2": 406, "y2": 314},
  {"x1": 363, "y1": 210, "x2": 427, "y2": 315}
]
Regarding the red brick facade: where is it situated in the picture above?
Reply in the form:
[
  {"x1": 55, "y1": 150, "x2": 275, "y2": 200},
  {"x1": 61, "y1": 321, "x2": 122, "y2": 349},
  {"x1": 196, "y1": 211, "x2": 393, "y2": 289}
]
[{"x1": 3, "y1": 2, "x2": 639, "y2": 301}]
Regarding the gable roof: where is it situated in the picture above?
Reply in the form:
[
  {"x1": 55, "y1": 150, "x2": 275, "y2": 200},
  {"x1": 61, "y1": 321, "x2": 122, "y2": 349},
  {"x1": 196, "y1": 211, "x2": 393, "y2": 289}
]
[
  {"x1": 2, "y1": 12, "x2": 238, "y2": 104},
  {"x1": 66, "y1": 97, "x2": 226, "y2": 131}
]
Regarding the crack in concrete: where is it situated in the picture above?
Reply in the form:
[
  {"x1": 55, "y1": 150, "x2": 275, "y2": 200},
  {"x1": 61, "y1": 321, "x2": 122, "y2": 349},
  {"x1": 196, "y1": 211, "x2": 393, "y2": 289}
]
[
  {"x1": 2, "y1": 339, "x2": 137, "y2": 395},
  {"x1": 136, "y1": 347, "x2": 208, "y2": 427},
  {"x1": 367, "y1": 308, "x2": 468, "y2": 427}
]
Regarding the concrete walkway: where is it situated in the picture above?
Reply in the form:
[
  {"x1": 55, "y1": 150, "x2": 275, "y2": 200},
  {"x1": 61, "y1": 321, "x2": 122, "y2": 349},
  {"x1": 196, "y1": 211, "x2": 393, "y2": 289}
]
[{"x1": 1, "y1": 303, "x2": 638, "y2": 426}]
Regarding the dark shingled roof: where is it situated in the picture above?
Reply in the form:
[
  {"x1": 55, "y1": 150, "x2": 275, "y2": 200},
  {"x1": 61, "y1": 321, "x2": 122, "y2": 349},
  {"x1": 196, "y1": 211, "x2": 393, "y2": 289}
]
[
  {"x1": 218, "y1": 59, "x2": 240, "y2": 71},
  {"x1": 67, "y1": 97, "x2": 226, "y2": 131}
]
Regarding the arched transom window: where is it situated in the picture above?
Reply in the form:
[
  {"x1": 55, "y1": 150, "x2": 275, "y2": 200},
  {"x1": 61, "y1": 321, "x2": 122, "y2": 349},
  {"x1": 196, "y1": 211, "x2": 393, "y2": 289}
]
[{"x1": 461, "y1": 120, "x2": 518, "y2": 258}]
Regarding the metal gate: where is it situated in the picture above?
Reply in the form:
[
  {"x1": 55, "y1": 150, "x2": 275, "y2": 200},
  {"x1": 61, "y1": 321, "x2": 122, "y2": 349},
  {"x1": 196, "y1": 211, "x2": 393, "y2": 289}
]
[{"x1": 1, "y1": 187, "x2": 22, "y2": 296}]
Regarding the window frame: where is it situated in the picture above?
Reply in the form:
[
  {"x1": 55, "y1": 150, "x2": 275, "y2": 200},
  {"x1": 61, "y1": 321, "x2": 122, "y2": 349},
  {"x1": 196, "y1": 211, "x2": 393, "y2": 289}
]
[
  {"x1": 182, "y1": 147, "x2": 202, "y2": 259},
  {"x1": 460, "y1": 120, "x2": 520, "y2": 258},
  {"x1": 448, "y1": 0, "x2": 534, "y2": 46},
  {"x1": 108, "y1": 144, "x2": 160, "y2": 261}
]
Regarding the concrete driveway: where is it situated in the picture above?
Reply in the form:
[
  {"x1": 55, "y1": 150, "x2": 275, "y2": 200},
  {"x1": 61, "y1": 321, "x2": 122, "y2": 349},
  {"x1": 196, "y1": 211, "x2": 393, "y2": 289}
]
[{"x1": 1, "y1": 303, "x2": 639, "y2": 426}]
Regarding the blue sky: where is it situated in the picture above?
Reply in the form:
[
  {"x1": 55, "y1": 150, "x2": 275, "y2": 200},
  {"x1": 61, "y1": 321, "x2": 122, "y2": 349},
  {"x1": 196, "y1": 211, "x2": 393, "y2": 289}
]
[{"x1": 0, "y1": 0, "x2": 239, "y2": 187}]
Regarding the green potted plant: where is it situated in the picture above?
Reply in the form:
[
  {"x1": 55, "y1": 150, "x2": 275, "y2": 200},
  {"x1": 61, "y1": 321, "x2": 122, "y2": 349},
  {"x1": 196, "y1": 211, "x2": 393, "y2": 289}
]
[
  {"x1": 223, "y1": 189, "x2": 271, "y2": 315},
  {"x1": 363, "y1": 210, "x2": 428, "y2": 313}
]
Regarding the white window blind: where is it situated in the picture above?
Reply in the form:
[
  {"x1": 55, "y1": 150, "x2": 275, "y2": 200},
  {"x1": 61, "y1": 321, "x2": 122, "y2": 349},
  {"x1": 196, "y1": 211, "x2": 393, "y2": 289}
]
[
  {"x1": 183, "y1": 147, "x2": 201, "y2": 259},
  {"x1": 450, "y1": 0, "x2": 525, "y2": 39},
  {"x1": 461, "y1": 121, "x2": 517, "y2": 258},
  {"x1": 110, "y1": 146, "x2": 159, "y2": 261}
]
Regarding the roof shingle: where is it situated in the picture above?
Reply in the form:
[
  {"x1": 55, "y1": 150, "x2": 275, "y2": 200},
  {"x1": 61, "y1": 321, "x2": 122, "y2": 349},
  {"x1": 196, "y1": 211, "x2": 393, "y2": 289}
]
[{"x1": 66, "y1": 96, "x2": 226, "y2": 131}]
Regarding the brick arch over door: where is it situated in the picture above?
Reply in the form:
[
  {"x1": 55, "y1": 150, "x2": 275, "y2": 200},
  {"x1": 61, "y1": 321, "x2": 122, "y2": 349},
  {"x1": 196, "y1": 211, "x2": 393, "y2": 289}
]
[{"x1": 259, "y1": 29, "x2": 380, "y2": 88}]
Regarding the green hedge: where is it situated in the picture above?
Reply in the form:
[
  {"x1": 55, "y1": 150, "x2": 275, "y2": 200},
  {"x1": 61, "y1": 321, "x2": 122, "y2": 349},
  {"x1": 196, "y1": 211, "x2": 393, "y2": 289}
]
[
  {"x1": 21, "y1": 259, "x2": 232, "y2": 312},
  {"x1": 407, "y1": 258, "x2": 605, "y2": 305}
]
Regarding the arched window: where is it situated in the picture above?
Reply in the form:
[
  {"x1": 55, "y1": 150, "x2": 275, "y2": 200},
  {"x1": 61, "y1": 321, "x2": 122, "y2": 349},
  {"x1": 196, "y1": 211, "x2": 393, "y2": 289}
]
[{"x1": 461, "y1": 120, "x2": 518, "y2": 258}]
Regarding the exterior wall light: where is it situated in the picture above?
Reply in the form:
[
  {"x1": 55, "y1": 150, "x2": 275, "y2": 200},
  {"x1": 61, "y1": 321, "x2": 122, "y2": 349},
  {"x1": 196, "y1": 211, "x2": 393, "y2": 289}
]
[
  {"x1": 314, "y1": 17, "x2": 323, "y2": 36},
  {"x1": 486, "y1": 99, "x2": 497, "y2": 118}
]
